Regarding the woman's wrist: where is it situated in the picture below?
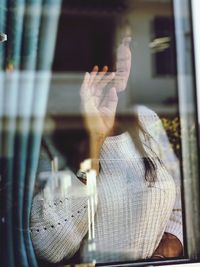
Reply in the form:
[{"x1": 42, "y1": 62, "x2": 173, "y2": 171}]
[
  {"x1": 90, "y1": 131, "x2": 107, "y2": 141},
  {"x1": 89, "y1": 133, "x2": 105, "y2": 174}
]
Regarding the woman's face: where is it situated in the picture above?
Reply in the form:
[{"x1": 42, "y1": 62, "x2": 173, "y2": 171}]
[{"x1": 115, "y1": 36, "x2": 132, "y2": 92}]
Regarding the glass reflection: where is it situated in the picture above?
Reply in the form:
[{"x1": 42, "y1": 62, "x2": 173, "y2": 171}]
[{"x1": 31, "y1": 7, "x2": 183, "y2": 265}]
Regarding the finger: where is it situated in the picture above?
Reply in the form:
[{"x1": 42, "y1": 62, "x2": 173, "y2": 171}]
[
  {"x1": 83, "y1": 72, "x2": 90, "y2": 85},
  {"x1": 90, "y1": 65, "x2": 108, "y2": 97},
  {"x1": 101, "y1": 87, "x2": 118, "y2": 114},
  {"x1": 92, "y1": 65, "x2": 99, "y2": 72},
  {"x1": 81, "y1": 72, "x2": 90, "y2": 90},
  {"x1": 102, "y1": 65, "x2": 108, "y2": 72},
  {"x1": 93, "y1": 71, "x2": 115, "y2": 108},
  {"x1": 80, "y1": 72, "x2": 90, "y2": 98},
  {"x1": 94, "y1": 72, "x2": 115, "y2": 109},
  {"x1": 99, "y1": 65, "x2": 108, "y2": 78},
  {"x1": 89, "y1": 65, "x2": 98, "y2": 87},
  {"x1": 92, "y1": 65, "x2": 108, "y2": 90},
  {"x1": 106, "y1": 87, "x2": 118, "y2": 112},
  {"x1": 95, "y1": 72, "x2": 115, "y2": 95}
]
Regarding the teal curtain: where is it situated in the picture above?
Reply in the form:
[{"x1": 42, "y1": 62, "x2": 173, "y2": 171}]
[{"x1": 0, "y1": 0, "x2": 62, "y2": 266}]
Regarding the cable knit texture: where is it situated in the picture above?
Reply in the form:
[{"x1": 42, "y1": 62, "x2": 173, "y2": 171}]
[{"x1": 30, "y1": 106, "x2": 183, "y2": 263}]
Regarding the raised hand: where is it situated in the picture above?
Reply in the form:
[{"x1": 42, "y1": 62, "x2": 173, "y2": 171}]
[{"x1": 80, "y1": 65, "x2": 118, "y2": 138}]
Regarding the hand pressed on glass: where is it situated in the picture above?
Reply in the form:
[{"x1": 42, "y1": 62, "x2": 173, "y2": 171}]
[{"x1": 80, "y1": 65, "x2": 118, "y2": 138}]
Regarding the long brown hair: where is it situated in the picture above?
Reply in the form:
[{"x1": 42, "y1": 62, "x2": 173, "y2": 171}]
[
  {"x1": 114, "y1": 20, "x2": 161, "y2": 183},
  {"x1": 114, "y1": 111, "x2": 162, "y2": 183}
]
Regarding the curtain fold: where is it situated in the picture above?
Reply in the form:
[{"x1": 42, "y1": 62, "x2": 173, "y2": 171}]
[
  {"x1": 13, "y1": 1, "x2": 42, "y2": 266},
  {"x1": 23, "y1": 2, "x2": 62, "y2": 266},
  {"x1": 0, "y1": 1, "x2": 7, "y2": 265},
  {"x1": 1, "y1": 0, "x2": 25, "y2": 266}
]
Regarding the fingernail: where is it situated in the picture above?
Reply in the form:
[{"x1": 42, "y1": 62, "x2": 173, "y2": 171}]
[{"x1": 93, "y1": 65, "x2": 98, "y2": 71}]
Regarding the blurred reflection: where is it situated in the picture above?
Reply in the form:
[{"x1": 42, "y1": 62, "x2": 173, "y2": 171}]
[{"x1": 30, "y1": 30, "x2": 183, "y2": 265}]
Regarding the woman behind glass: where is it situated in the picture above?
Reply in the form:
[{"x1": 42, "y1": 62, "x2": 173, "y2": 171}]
[{"x1": 30, "y1": 31, "x2": 183, "y2": 264}]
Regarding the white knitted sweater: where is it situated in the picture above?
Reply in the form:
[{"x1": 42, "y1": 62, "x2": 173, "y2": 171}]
[{"x1": 30, "y1": 106, "x2": 183, "y2": 264}]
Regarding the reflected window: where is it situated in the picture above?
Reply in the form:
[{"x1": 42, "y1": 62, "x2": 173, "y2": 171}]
[{"x1": 150, "y1": 16, "x2": 176, "y2": 76}]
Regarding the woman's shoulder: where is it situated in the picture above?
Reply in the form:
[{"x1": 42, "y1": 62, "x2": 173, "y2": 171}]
[
  {"x1": 134, "y1": 105, "x2": 161, "y2": 126},
  {"x1": 132, "y1": 105, "x2": 166, "y2": 145}
]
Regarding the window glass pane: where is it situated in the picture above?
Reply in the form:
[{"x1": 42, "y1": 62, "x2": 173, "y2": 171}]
[
  {"x1": 35, "y1": 0, "x2": 185, "y2": 265},
  {"x1": 0, "y1": 0, "x2": 199, "y2": 266}
]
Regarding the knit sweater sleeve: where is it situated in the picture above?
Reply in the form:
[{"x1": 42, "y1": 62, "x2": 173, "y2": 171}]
[
  {"x1": 138, "y1": 106, "x2": 183, "y2": 245},
  {"x1": 30, "y1": 173, "x2": 91, "y2": 263}
]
